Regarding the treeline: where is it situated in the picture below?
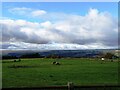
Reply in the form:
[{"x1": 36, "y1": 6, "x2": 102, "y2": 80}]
[
  {"x1": 101, "y1": 52, "x2": 119, "y2": 59},
  {"x1": 20, "y1": 53, "x2": 44, "y2": 58},
  {"x1": 2, "y1": 52, "x2": 119, "y2": 60},
  {"x1": 2, "y1": 54, "x2": 63, "y2": 60},
  {"x1": 2, "y1": 56, "x2": 18, "y2": 59},
  {"x1": 2, "y1": 53, "x2": 44, "y2": 60}
]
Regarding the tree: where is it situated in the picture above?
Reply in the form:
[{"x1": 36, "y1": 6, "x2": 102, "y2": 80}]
[{"x1": 104, "y1": 53, "x2": 114, "y2": 59}]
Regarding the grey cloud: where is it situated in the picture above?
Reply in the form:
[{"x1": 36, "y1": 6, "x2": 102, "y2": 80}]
[
  {"x1": 1, "y1": 23, "x2": 28, "y2": 42},
  {"x1": 1, "y1": 8, "x2": 118, "y2": 49}
]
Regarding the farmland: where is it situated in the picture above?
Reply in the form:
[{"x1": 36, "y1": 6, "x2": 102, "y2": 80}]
[{"x1": 2, "y1": 58, "x2": 118, "y2": 88}]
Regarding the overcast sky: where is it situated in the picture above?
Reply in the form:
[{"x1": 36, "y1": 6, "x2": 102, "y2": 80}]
[{"x1": 1, "y1": 2, "x2": 118, "y2": 50}]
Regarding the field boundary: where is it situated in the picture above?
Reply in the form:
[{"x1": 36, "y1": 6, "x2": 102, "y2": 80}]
[{"x1": 2, "y1": 82, "x2": 120, "y2": 90}]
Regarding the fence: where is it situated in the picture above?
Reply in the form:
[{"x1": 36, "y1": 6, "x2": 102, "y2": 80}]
[{"x1": 2, "y1": 82, "x2": 120, "y2": 90}]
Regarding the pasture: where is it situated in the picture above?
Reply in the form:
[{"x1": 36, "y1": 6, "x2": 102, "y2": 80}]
[{"x1": 2, "y1": 58, "x2": 118, "y2": 88}]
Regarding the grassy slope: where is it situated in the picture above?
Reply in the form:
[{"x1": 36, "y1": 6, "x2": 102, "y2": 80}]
[{"x1": 2, "y1": 58, "x2": 118, "y2": 88}]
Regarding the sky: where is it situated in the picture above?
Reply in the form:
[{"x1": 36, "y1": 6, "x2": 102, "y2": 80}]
[
  {"x1": 1, "y1": 0, "x2": 119, "y2": 2},
  {"x1": 1, "y1": 2, "x2": 118, "y2": 50}
]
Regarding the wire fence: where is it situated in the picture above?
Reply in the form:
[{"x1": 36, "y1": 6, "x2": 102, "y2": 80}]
[{"x1": 2, "y1": 82, "x2": 120, "y2": 90}]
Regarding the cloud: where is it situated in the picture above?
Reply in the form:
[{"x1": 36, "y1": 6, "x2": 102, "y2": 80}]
[
  {"x1": 1, "y1": 8, "x2": 118, "y2": 49},
  {"x1": 9, "y1": 7, "x2": 32, "y2": 15},
  {"x1": 9, "y1": 7, "x2": 47, "y2": 17},
  {"x1": 31, "y1": 10, "x2": 47, "y2": 17},
  {"x1": 1, "y1": 42, "x2": 113, "y2": 50}
]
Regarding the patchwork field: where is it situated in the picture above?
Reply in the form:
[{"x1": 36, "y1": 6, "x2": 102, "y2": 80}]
[{"x1": 2, "y1": 58, "x2": 119, "y2": 88}]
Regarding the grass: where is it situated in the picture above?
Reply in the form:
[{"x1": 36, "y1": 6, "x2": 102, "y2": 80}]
[{"x1": 2, "y1": 58, "x2": 119, "y2": 88}]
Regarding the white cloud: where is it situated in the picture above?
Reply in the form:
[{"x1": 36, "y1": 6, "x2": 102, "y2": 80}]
[
  {"x1": 31, "y1": 10, "x2": 47, "y2": 17},
  {"x1": 1, "y1": 8, "x2": 118, "y2": 50},
  {"x1": 9, "y1": 7, "x2": 47, "y2": 17},
  {"x1": 41, "y1": 21, "x2": 52, "y2": 28},
  {"x1": 2, "y1": 42, "x2": 113, "y2": 50},
  {"x1": 9, "y1": 7, "x2": 32, "y2": 15}
]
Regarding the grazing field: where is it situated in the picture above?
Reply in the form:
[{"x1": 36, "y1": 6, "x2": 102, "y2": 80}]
[{"x1": 2, "y1": 58, "x2": 118, "y2": 88}]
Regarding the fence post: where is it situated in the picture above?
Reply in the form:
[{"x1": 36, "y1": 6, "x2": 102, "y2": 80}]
[{"x1": 68, "y1": 82, "x2": 74, "y2": 90}]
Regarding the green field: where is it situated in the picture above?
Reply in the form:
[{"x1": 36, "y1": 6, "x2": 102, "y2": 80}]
[{"x1": 2, "y1": 58, "x2": 119, "y2": 88}]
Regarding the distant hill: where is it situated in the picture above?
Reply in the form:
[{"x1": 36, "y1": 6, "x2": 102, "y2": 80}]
[
  {"x1": 38, "y1": 50, "x2": 102, "y2": 58},
  {"x1": 2, "y1": 49, "x2": 119, "y2": 59}
]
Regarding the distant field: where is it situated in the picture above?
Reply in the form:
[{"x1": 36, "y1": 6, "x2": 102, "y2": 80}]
[{"x1": 2, "y1": 58, "x2": 119, "y2": 88}]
